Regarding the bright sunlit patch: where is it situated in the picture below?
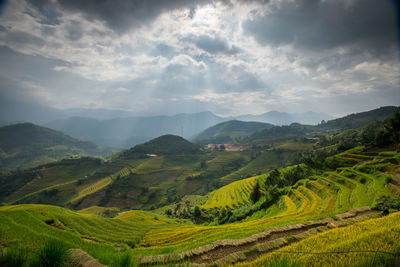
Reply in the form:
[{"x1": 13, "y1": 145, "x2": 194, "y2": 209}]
[{"x1": 192, "y1": 4, "x2": 219, "y2": 27}]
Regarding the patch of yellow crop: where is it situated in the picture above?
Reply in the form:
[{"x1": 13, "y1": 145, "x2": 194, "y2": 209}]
[
  {"x1": 201, "y1": 176, "x2": 257, "y2": 209},
  {"x1": 236, "y1": 212, "x2": 400, "y2": 267},
  {"x1": 70, "y1": 177, "x2": 112, "y2": 204}
]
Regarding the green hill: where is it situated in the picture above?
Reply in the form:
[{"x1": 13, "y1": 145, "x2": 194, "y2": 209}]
[
  {"x1": 251, "y1": 106, "x2": 397, "y2": 140},
  {"x1": 192, "y1": 120, "x2": 274, "y2": 145},
  {"x1": 0, "y1": 123, "x2": 117, "y2": 170},
  {"x1": 120, "y1": 134, "x2": 201, "y2": 157}
]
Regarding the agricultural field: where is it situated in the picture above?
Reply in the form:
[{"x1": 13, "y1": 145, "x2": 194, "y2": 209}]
[
  {"x1": 1, "y1": 147, "x2": 399, "y2": 266},
  {"x1": 237, "y1": 212, "x2": 400, "y2": 267}
]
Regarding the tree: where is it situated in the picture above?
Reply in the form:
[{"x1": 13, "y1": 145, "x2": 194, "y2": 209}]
[
  {"x1": 384, "y1": 108, "x2": 400, "y2": 143},
  {"x1": 193, "y1": 206, "x2": 202, "y2": 218},
  {"x1": 250, "y1": 181, "x2": 261, "y2": 203},
  {"x1": 200, "y1": 159, "x2": 207, "y2": 169}
]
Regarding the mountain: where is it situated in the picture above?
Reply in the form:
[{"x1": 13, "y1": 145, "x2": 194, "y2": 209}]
[
  {"x1": 236, "y1": 111, "x2": 333, "y2": 125},
  {"x1": 0, "y1": 123, "x2": 117, "y2": 170},
  {"x1": 251, "y1": 106, "x2": 398, "y2": 140},
  {"x1": 45, "y1": 112, "x2": 227, "y2": 148},
  {"x1": 192, "y1": 120, "x2": 274, "y2": 145}
]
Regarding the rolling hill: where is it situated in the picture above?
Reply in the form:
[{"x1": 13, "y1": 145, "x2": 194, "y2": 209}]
[
  {"x1": 192, "y1": 120, "x2": 274, "y2": 145},
  {"x1": 0, "y1": 123, "x2": 117, "y2": 170}
]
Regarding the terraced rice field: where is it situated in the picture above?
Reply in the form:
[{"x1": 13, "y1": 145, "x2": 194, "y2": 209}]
[
  {"x1": 202, "y1": 176, "x2": 258, "y2": 209},
  {"x1": 0, "y1": 149, "x2": 399, "y2": 266},
  {"x1": 237, "y1": 212, "x2": 400, "y2": 267},
  {"x1": 133, "y1": 150, "x2": 399, "y2": 258}
]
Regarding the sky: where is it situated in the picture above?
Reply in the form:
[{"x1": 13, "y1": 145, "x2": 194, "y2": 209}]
[{"x1": 0, "y1": 0, "x2": 399, "y2": 117}]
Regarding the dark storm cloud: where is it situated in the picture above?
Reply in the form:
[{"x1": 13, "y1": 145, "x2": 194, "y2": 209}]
[
  {"x1": 243, "y1": 0, "x2": 398, "y2": 58},
  {"x1": 27, "y1": 0, "x2": 270, "y2": 33},
  {"x1": 27, "y1": 0, "x2": 209, "y2": 33}
]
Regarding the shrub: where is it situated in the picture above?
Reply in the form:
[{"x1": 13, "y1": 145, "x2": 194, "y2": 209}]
[
  {"x1": 372, "y1": 196, "x2": 400, "y2": 210},
  {"x1": 336, "y1": 177, "x2": 344, "y2": 184},
  {"x1": 341, "y1": 170, "x2": 355, "y2": 178},
  {"x1": 32, "y1": 239, "x2": 69, "y2": 267},
  {"x1": 381, "y1": 174, "x2": 393, "y2": 184},
  {"x1": 358, "y1": 177, "x2": 367, "y2": 184},
  {"x1": 378, "y1": 151, "x2": 396, "y2": 157},
  {"x1": 118, "y1": 252, "x2": 134, "y2": 267},
  {"x1": 357, "y1": 165, "x2": 375, "y2": 174}
]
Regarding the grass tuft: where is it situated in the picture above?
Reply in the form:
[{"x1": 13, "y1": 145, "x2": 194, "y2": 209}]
[{"x1": 32, "y1": 239, "x2": 69, "y2": 267}]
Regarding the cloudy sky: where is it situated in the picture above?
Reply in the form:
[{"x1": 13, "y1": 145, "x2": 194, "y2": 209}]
[{"x1": 0, "y1": 0, "x2": 399, "y2": 117}]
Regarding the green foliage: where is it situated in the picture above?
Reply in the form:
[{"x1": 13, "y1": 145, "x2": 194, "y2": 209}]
[
  {"x1": 381, "y1": 174, "x2": 393, "y2": 184},
  {"x1": 1, "y1": 248, "x2": 28, "y2": 267},
  {"x1": 372, "y1": 196, "x2": 400, "y2": 210},
  {"x1": 117, "y1": 251, "x2": 134, "y2": 267},
  {"x1": 32, "y1": 239, "x2": 70, "y2": 267},
  {"x1": 358, "y1": 177, "x2": 366, "y2": 184},
  {"x1": 250, "y1": 181, "x2": 261, "y2": 203},
  {"x1": 336, "y1": 177, "x2": 345, "y2": 184}
]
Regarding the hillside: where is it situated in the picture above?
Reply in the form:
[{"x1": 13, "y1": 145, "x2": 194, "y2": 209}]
[
  {"x1": 0, "y1": 123, "x2": 116, "y2": 170},
  {"x1": 192, "y1": 120, "x2": 274, "y2": 145},
  {"x1": 251, "y1": 106, "x2": 397, "y2": 141},
  {"x1": 121, "y1": 135, "x2": 201, "y2": 156}
]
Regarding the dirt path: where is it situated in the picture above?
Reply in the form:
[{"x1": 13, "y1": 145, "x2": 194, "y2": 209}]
[{"x1": 137, "y1": 207, "x2": 378, "y2": 266}]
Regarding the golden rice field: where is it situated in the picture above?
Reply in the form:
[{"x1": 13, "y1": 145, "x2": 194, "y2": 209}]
[
  {"x1": 236, "y1": 212, "x2": 400, "y2": 267},
  {"x1": 201, "y1": 176, "x2": 258, "y2": 209}
]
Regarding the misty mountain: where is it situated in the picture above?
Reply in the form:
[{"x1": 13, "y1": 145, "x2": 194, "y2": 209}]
[
  {"x1": 236, "y1": 111, "x2": 333, "y2": 125},
  {"x1": 192, "y1": 120, "x2": 274, "y2": 145},
  {"x1": 0, "y1": 99, "x2": 138, "y2": 124},
  {"x1": 45, "y1": 112, "x2": 227, "y2": 148},
  {"x1": 0, "y1": 123, "x2": 117, "y2": 170}
]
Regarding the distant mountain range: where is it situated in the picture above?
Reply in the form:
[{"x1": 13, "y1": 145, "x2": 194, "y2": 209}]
[
  {"x1": 45, "y1": 112, "x2": 226, "y2": 148},
  {"x1": 0, "y1": 123, "x2": 117, "y2": 170},
  {"x1": 42, "y1": 111, "x2": 333, "y2": 148}
]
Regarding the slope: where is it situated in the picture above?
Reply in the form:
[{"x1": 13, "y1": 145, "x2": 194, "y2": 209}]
[
  {"x1": 192, "y1": 120, "x2": 274, "y2": 145},
  {"x1": 251, "y1": 106, "x2": 397, "y2": 141},
  {"x1": 0, "y1": 123, "x2": 116, "y2": 170}
]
